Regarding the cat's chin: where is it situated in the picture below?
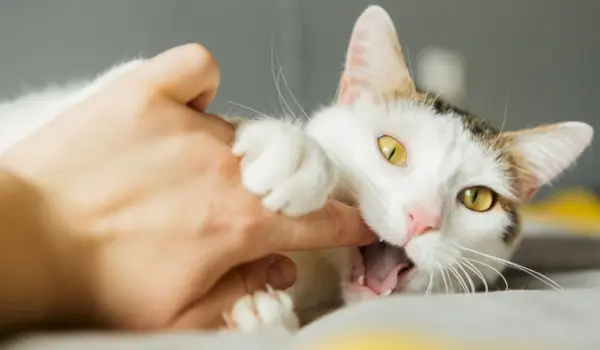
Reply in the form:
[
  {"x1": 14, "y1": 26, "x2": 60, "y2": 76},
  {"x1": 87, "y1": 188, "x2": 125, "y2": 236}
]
[{"x1": 346, "y1": 242, "x2": 415, "y2": 297}]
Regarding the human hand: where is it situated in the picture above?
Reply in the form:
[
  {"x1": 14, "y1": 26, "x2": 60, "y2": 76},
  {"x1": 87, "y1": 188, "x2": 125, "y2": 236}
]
[{"x1": 0, "y1": 44, "x2": 375, "y2": 330}]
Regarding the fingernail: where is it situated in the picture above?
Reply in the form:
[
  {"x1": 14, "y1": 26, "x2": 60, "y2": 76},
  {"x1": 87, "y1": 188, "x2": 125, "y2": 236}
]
[{"x1": 267, "y1": 256, "x2": 297, "y2": 290}]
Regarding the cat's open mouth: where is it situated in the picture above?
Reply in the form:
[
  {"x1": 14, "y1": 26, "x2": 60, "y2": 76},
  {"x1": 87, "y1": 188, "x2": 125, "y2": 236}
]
[{"x1": 351, "y1": 241, "x2": 415, "y2": 296}]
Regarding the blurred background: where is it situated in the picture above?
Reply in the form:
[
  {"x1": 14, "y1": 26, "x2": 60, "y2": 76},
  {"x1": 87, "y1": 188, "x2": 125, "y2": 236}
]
[{"x1": 0, "y1": 0, "x2": 597, "y2": 198}]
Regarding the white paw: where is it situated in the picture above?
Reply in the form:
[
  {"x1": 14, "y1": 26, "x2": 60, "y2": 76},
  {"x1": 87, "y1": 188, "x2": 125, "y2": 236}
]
[
  {"x1": 233, "y1": 119, "x2": 337, "y2": 217},
  {"x1": 227, "y1": 287, "x2": 300, "y2": 334}
]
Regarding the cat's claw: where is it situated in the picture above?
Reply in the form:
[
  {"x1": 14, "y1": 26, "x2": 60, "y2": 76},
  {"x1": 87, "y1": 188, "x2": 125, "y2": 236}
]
[
  {"x1": 226, "y1": 286, "x2": 300, "y2": 334},
  {"x1": 233, "y1": 119, "x2": 337, "y2": 217},
  {"x1": 356, "y1": 275, "x2": 365, "y2": 286}
]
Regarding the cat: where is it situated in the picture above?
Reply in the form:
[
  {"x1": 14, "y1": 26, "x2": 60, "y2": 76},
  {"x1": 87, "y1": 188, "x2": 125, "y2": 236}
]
[
  {"x1": 224, "y1": 5, "x2": 594, "y2": 334},
  {"x1": 0, "y1": 5, "x2": 591, "y2": 335}
]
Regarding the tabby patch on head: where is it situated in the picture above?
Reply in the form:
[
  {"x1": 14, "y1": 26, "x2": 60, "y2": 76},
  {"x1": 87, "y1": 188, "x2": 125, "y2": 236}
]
[
  {"x1": 421, "y1": 89, "x2": 522, "y2": 245},
  {"x1": 307, "y1": 5, "x2": 593, "y2": 298}
]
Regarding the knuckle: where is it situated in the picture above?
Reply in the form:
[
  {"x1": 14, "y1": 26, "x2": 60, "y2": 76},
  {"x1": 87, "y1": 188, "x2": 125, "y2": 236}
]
[
  {"x1": 178, "y1": 43, "x2": 220, "y2": 76},
  {"x1": 237, "y1": 208, "x2": 265, "y2": 237},
  {"x1": 125, "y1": 87, "x2": 161, "y2": 123},
  {"x1": 178, "y1": 43, "x2": 213, "y2": 61},
  {"x1": 210, "y1": 151, "x2": 241, "y2": 178},
  {"x1": 229, "y1": 198, "x2": 268, "y2": 249},
  {"x1": 322, "y1": 201, "x2": 341, "y2": 225}
]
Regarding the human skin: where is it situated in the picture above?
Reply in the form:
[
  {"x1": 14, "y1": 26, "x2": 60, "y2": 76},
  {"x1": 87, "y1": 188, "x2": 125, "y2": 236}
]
[{"x1": 0, "y1": 44, "x2": 375, "y2": 332}]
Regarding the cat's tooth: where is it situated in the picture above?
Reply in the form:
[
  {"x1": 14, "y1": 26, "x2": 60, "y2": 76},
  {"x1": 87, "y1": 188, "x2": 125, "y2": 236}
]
[
  {"x1": 357, "y1": 275, "x2": 365, "y2": 286},
  {"x1": 381, "y1": 289, "x2": 392, "y2": 297}
]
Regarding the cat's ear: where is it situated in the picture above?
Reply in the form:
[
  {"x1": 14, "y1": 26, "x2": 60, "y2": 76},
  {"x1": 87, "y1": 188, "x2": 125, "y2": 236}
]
[
  {"x1": 501, "y1": 122, "x2": 593, "y2": 201},
  {"x1": 337, "y1": 6, "x2": 415, "y2": 106}
]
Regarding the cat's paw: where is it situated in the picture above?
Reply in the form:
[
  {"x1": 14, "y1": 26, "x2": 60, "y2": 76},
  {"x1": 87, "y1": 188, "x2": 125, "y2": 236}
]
[
  {"x1": 233, "y1": 119, "x2": 337, "y2": 217},
  {"x1": 225, "y1": 287, "x2": 300, "y2": 334}
]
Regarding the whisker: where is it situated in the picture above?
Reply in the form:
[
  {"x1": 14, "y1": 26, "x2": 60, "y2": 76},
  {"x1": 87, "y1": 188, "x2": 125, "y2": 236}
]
[
  {"x1": 276, "y1": 66, "x2": 299, "y2": 122},
  {"x1": 270, "y1": 44, "x2": 298, "y2": 121},
  {"x1": 506, "y1": 163, "x2": 530, "y2": 176},
  {"x1": 426, "y1": 271, "x2": 434, "y2": 296},
  {"x1": 485, "y1": 94, "x2": 509, "y2": 156},
  {"x1": 456, "y1": 261, "x2": 475, "y2": 294},
  {"x1": 270, "y1": 43, "x2": 285, "y2": 114},
  {"x1": 462, "y1": 259, "x2": 489, "y2": 293},
  {"x1": 273, "y1": 50, "x2": 309, "y2": 120},
  {"x1": 449, "y1": 264, "x2": 469, "y2": 294},
  {"x1": 226, "y1": 101, "x2": 270, "y2": 119},
  {"x1": 428, "y1": 91, "x2": 442, "y2": 107},
  {"x1": 446, "y1": 266, "x2": 454, "y2": 293},
  {"x1": 464, "y1": 257, "x2": 509, "y2": 292},
  {"x1": 456, "y1": 244, "x2": 562, "y2": 291},
  {"x1": 438, "y1": 264, "x2": 449, "y2": 294}
]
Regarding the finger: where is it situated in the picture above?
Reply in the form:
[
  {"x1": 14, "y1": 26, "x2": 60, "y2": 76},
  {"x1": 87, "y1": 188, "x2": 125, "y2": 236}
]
[
  {"x1": 142, "y1": 43, "x2": 221, "y2": 109},
  {"x1": 171, "y1": 254, "x2": 296, "y2": 329},
  {"x1": 273, "y1": 200, "x2": 377, "y2": 251},
  {"x1": 194, "y1": 113, "x2": 236, "y2": 145}
]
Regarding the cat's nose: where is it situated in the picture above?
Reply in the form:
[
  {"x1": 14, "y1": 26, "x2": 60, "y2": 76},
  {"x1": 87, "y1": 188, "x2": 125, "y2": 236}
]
[{"x1": 405, "y1": 207, "x2": 441, "y2": 244}]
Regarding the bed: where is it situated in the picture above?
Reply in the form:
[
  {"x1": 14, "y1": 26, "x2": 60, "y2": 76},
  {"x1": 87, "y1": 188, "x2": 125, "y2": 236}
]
[{"x1": 2, "y1": 231, "x2": 599, "y2": 349}]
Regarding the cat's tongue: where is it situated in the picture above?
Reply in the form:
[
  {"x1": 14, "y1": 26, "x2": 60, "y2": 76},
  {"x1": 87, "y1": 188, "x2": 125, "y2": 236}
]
[{"x1": 362, "y1": 242, "x2": 409, "y2": 295}]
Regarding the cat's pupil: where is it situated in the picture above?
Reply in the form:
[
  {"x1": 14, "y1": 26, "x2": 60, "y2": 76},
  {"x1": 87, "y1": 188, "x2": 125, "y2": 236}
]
[
  {"x1": 388, "y1": 147, "x2": 396, "y2": 160},
  {"x1": 471, "y1": 189, "x2": 479, "y2": 203}
]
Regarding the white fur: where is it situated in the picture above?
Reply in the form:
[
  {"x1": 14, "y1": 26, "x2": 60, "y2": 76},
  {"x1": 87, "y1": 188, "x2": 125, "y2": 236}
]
[
  {"x1": 228, "y1": 95, "x2": 518, "y2": 332},
  {"x1": 232, "y1": 119, "x2": 337, "y2": 217},
  {"x1": 227, "y1": 5, "x2": 593, "y2": 333},
  {"x1": 0, "y1": 59, "x2": 143, "y2": 153},
  {"x1": 0, "y1": 6, "x2": 592, "y2": 336},
  {"x1": 508, "y1": 122, "x2": 594, "y2": 186},
  {"x1": 228, "y1": 286, "x2": 299, "y2": 334},
  {"x1": 228, "y1": 99, "x2": 591, "y2": 333}
]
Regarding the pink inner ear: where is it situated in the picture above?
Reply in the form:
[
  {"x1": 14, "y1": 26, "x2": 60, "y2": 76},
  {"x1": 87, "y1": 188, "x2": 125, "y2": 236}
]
[
  {"x1": 337, "y1": 77, "x2": 354, "y2": 106},
  {"x1": 338, "y1": 73, "x2": 367, "y2": 106},
  {"x1": 519, "y1": 175, "x2": 540, "y2": 202},
  {"x1": 336, "y1": 5, "x2": 412, "y2": 107},
  {"x1": 338, "y1": 34, "x2": 369, "y2": 106},
  {"x1": 522, "y1": 186, "x2": 539, "y2": 202}
]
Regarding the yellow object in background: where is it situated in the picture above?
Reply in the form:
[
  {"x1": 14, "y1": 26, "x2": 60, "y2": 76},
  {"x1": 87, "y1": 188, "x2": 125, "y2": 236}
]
[
  {"x1": 521, "y1": 188, "x2": 600, "y2": 236},
  {"x1": 302, "y1": 330, "x2": 539, "y2": 350},
  {"x1": 306, "y1": 332, "x2": 459, "y2": 350}
]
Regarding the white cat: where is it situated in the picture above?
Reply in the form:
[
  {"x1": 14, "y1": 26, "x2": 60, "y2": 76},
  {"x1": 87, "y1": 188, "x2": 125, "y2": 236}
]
[
  {"x1": 226, "y1": 6, "x2": 594, "y2": 333},
  {"x1": 0, "y1": 60, "x2": 144, "y2": 153},
  {"x1": 0, "y1": 5, "x2": 592, "y2": 335}
]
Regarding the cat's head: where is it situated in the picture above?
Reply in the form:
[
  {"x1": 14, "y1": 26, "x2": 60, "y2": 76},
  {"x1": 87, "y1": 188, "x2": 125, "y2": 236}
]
[{"x1": 309, "y1": 6, "x2": 593, "y2": 299}]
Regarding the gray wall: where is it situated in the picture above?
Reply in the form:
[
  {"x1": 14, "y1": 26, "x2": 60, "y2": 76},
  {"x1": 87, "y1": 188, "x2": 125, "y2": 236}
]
[
  {"x1": 0, "y1": 0, "x2": 598, "y2": 195},
  {"x1": 0, "y1": 0, "x2": 285, "y2": 115}
]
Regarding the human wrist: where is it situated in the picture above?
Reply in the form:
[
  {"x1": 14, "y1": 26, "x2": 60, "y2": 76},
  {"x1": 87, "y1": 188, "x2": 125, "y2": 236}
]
[{"x1": 0, "y1": 170, "x2": 96, "y2": 332}]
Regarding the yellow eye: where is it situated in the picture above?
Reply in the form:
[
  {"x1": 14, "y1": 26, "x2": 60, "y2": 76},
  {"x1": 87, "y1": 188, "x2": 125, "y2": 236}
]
[
  {"x1": 377, "y1": 135, "x2": 407, "y2": 166},
  {"x1": 458, "y1": 186, "x2": 498, "y2": 212}
]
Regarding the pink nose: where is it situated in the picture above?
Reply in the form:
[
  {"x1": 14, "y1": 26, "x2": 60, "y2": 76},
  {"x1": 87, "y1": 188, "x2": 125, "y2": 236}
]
[{"x1": 406, "y1": 208, "x2": 441, "y2": 243}]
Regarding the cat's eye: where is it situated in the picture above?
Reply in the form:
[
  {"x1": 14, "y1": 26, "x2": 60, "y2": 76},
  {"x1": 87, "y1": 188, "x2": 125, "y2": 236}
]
[
  {"x1": 377, "y1": 135, "x2": 407, "y2": 166},
  {"x1": 458, "y1": 186, "x2": 498, "y2": 212}
]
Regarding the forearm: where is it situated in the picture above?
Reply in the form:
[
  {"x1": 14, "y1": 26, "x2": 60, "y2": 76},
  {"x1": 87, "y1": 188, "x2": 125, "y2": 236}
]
[{"x1": 0, "y1": 171, "x2": 88, "y2": 332}]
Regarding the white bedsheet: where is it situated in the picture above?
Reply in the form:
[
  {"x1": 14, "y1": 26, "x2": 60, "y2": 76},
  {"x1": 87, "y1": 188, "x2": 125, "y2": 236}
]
[{"x1": 2, "y1": 235, "x2": 599, "y2": 349}]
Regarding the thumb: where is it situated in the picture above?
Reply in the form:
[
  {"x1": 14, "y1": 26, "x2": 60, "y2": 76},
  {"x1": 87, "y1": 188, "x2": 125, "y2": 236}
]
[
  {"x1": 171, "y1": 254, "x2": 296, "y2": 329},
  {"x1": 140, "y1": 43, "x2": 220, "y2": 110},
  {"x1": 273, "y1": 200, "x2": 377, "y2": 251}
]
